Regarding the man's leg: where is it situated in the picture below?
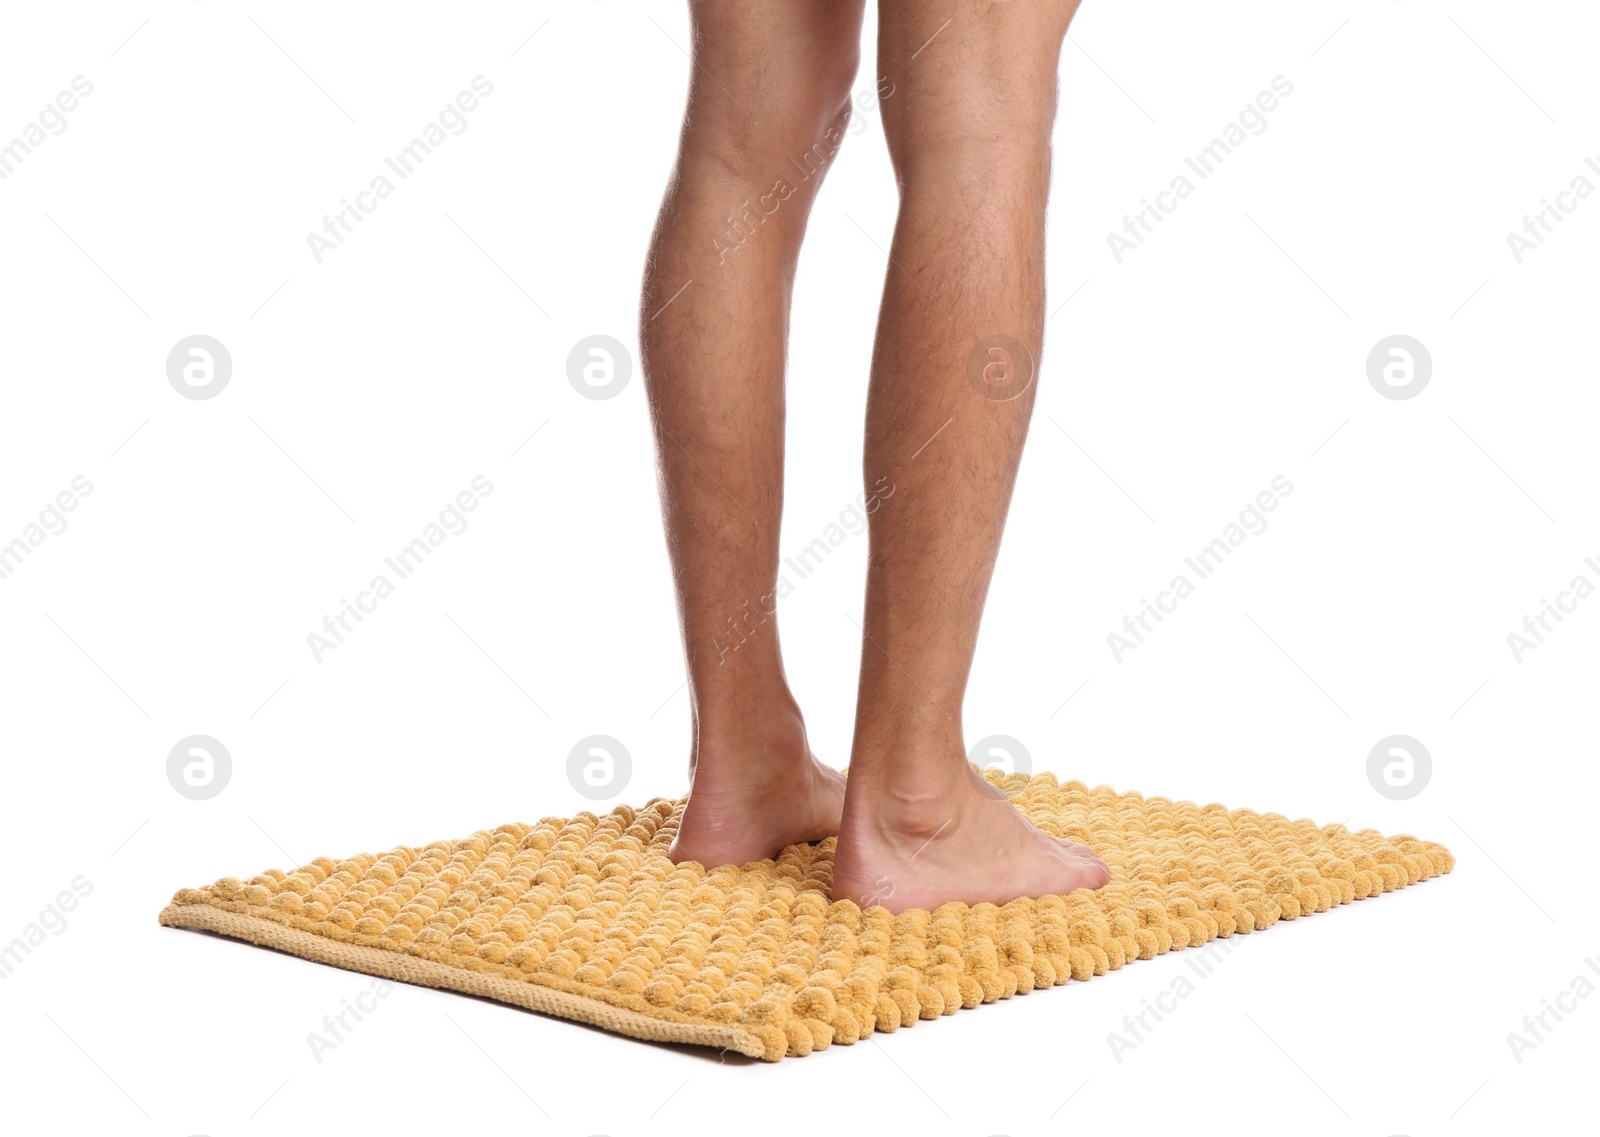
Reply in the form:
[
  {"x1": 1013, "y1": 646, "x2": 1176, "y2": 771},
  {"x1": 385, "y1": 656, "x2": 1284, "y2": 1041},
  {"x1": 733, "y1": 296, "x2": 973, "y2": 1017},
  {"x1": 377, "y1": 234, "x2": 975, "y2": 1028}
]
[
  {"x1": 831, "y1": 0, "x2": 1110, "y2": 912},
  {"x1": 641, "y1": 0, "x2": 866, "y2": 867}
]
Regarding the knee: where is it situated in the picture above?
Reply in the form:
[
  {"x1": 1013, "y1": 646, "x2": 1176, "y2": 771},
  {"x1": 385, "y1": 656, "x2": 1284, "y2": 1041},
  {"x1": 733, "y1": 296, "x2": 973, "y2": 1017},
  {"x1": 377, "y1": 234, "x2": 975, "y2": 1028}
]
[
  {"x1": 781, "y1": 43, "x2": 864, "y2": 166},
  {"x1": 877, "y1": 0, "x2": 1073, "y2": 184},
  {"x1": 882, "y1": 111, "x2": 1054, "y2": 198},
  {"x1": 684, "y1": 2, "x2": 865, "y2": 177},
  {"x1": 767, "y1": 0, "x2": 865, "y2": 128},
  {"x1": 816, "y1": 35, "x2": 866, "y2": 128}
]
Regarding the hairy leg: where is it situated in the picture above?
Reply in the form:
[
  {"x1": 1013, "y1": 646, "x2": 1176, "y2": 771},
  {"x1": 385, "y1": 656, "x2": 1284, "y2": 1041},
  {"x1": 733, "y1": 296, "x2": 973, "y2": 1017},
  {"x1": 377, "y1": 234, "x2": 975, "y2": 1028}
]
[
  {"x1": 831, "y1": 0, "x2": 1110, "y2": 912},
  {"x1": 641, "y1": 0, "x2": 866, "y2": 868}
]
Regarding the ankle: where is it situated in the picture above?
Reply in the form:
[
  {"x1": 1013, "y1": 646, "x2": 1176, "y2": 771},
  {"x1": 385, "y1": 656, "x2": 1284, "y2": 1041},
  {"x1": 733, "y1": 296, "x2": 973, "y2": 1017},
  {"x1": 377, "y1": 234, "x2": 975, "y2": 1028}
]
[
  {"x1": 839, "y1": 758, "x2": 974, "y2": 845},
  {"x1": 689, "y1": 697, "x2": 813, "y2": 783}
]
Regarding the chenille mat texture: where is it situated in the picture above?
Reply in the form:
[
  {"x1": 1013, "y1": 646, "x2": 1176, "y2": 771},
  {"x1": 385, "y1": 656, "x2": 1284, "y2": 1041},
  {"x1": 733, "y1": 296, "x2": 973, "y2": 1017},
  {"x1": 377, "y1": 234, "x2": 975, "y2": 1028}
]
[{"x1": 159, "y1": 771, "x2": 1453, "y2": 1061}]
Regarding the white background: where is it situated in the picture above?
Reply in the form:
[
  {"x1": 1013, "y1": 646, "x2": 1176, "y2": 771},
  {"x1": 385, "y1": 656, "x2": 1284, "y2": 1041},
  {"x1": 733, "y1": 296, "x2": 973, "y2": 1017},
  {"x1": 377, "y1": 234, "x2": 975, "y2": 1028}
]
[{"x1": 2, "y1": 2, "x2": 1596, "y2": 1134}]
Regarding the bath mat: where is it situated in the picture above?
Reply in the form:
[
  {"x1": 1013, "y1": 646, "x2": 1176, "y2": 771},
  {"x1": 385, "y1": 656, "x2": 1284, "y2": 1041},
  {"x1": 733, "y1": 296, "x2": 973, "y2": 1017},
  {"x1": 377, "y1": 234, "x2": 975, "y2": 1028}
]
[{"x1": 159, "y1": 772, "x2": 1452, "y2": 1060}]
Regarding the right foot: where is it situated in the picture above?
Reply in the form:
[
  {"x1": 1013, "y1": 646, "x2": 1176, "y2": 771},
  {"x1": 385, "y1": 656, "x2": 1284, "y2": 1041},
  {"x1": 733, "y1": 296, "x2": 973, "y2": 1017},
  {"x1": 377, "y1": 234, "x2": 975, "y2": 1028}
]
[
  {"x1": 668, "y1": 749, "x2": 846, "y2": 869},
  {"x1": 831, "y1": 767, "x2": 1110, "y2": 913}
]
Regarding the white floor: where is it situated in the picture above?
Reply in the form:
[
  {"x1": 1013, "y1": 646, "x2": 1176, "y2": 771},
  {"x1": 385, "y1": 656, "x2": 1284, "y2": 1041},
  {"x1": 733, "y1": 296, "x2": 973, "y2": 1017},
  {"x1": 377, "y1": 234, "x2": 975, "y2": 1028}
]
[{"x1": 3, "y1": 2, "x2": 1596, "y2": 1134}]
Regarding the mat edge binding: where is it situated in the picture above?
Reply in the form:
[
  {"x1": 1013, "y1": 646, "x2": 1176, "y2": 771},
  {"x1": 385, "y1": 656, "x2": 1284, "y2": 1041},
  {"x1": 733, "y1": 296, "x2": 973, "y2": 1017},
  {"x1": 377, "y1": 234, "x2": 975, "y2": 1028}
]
[{"x1": 158, "y1": 903, "x2": 767, "y2": 1060}]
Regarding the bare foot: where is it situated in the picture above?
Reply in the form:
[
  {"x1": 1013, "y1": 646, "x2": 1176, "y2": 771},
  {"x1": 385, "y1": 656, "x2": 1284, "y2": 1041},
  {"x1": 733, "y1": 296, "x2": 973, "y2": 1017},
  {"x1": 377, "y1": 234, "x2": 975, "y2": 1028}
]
[
  {"x1": 669, "y1": 750, "x2": 846, "y2": 868},
  {"x1": 966, "y1": 768, "x2": 1107, "y2": 860},
  {"x1": 831, "y1": 767, "x2": 1110, "y2": 912}
]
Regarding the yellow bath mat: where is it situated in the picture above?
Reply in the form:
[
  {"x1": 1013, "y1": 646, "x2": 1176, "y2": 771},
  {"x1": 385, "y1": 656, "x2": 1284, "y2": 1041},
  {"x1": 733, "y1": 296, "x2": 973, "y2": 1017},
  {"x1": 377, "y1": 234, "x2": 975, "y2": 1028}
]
[{"x1": 159, "y1": 772, "x2": 1452, "y2": 1061}]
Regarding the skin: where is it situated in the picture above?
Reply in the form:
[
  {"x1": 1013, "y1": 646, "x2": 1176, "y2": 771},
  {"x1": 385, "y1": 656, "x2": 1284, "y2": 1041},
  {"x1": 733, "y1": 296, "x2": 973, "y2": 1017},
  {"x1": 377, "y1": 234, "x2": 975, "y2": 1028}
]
[{"x1": 639, "y1": 0, "x2": 1109, "y2": 914}]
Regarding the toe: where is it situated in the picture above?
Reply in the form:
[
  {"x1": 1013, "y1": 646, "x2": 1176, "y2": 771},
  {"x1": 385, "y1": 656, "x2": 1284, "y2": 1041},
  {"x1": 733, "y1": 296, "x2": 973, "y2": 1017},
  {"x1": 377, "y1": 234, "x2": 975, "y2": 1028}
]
[
  {"x1": 1079, "y1": 851, "x2": 1112, "y2": 888},
  {"x1": 1056, "y1": 840, "x2": 1111, "y2": 885}
]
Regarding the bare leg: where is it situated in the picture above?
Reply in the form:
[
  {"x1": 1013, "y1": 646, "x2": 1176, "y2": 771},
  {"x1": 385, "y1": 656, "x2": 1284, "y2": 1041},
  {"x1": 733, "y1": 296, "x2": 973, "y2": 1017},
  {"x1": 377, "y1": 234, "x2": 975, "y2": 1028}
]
[
  {"x1": 831, "y1": 0, "x2": 1110, "y2": 912},
  {"x1": 641, "y1": 0, "x2": 866, "y2": 868}
]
